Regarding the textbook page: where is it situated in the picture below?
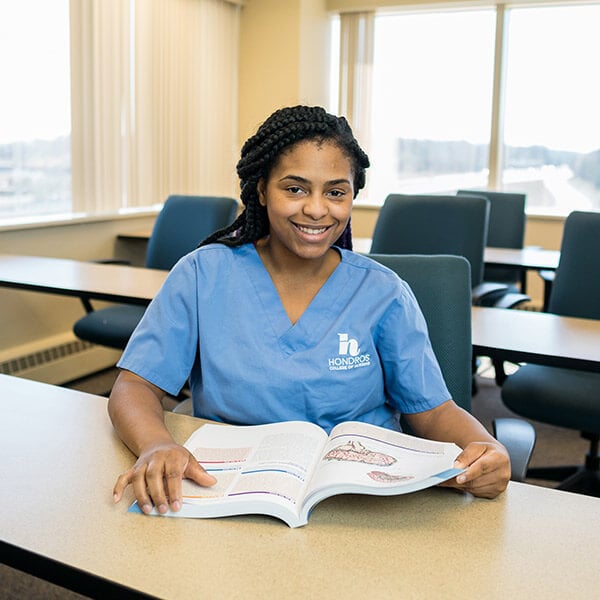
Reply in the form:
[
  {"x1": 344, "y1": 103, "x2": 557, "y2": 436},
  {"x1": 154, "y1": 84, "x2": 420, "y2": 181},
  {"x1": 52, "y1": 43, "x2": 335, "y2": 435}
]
[
  {"x1": 159, "y1": 421, "x2": 328, "y2": 526},
  {"x1": 300, "y1": 421, "x2": 462, "y2": 520}
]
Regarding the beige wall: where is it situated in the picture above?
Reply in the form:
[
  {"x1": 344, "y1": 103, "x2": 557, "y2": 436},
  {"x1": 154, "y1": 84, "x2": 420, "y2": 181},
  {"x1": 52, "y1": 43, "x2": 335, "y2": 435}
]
[{"x1": 238, "y1": 0, "x2": 330, "y2": 146}]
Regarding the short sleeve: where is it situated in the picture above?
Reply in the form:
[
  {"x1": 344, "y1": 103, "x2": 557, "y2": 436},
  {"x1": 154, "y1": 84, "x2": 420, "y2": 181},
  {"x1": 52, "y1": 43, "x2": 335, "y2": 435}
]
[
  {"x1": 376, "y1": 279, "x2": 451, "y2": 414},
  {"x1": 117, "y1": 255, "x2": 200, "y2": 396}
]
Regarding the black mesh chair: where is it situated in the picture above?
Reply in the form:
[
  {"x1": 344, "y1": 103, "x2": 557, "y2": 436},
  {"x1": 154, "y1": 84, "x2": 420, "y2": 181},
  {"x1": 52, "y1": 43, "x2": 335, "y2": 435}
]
[
  {"x1": 73, "y1": 194, "x2": 238, "y2": 350},
  {"x1": 500, "y1": 211, "x2": 600, "y2": 496}
]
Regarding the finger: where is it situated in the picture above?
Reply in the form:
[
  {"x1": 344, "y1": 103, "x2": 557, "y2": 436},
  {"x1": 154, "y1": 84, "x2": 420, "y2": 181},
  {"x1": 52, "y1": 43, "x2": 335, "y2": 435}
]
[
  {"x1": 164, "y1": 464, "x2": 185, "y2": 512},
  {"x1": 113, "y1": 469, "x2": 134, "y2": 502},
  {"x1": 448, "y1": 464, "x2": 508, "y2": 497},
  {"x1": 131, "y1": 465, "x2": 154, "y2": 514},
  {"x1": 453, "y1": 444, "x2": 486, "y2": 470},
  {"x1": 185, "y1": 457, "x2": 217, "y2": 487},
  {"x1": 145, "y1": 460, "x2": 171, "y2": 514}
]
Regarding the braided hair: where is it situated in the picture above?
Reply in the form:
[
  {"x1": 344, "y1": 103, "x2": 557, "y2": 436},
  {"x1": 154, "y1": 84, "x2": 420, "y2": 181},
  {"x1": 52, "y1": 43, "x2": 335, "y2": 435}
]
[{"x1": 199, "y1": 105, "x2": 370, "y2": 250}]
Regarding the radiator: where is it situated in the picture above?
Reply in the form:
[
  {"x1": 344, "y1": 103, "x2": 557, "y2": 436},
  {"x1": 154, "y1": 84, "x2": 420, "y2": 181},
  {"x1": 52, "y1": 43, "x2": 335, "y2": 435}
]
[{"x1": 0, "y1": 332, "x2": 121, "y2": 385}]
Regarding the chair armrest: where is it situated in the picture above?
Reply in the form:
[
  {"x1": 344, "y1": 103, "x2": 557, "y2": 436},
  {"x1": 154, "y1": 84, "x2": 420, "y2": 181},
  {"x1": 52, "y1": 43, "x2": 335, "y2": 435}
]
[
  {"x1": 491, "y1": 292, "x2": 531, "y2": 309},
  {"x1": 472, "y1": 282, "x2": 509, "y2": 305},
  {"x1": 492, "y1": 417, "x2": 536, "y2": 482}
]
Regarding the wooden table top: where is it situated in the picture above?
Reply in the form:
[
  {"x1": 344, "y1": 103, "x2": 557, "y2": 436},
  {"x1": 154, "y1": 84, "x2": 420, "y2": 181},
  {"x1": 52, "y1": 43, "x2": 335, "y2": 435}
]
[{"x1": 2, "y1": 374, "x2": 599, "y2": 599}]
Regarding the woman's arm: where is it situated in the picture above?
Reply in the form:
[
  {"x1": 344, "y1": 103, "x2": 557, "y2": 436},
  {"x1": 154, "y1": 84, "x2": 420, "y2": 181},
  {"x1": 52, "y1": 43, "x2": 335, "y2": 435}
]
[
  {"x1": 405, "y1": 400, "x2": 510, "y2": 498},
  {"x1": 109, "y1": 370, "x2": 216, "y2": 514}
]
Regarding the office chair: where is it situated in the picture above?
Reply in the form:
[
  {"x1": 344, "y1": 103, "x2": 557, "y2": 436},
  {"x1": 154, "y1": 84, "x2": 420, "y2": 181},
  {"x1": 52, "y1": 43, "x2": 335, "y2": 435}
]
[
  {"x1": 370, "y1": 194, "x2": 527, "y2": 388},
  {"x1": 456, "y1": 189, "x2": 529, "y2": 294},
  {"x1": 369, "y1": 254, "x2": 534, "y2": 482},
  {"x1": 370, "y1": 194, "x2": 510, "y2": 305},
  {"x1": 500, "y1": 211, "x2": 600, "y2": 496},
  {"x1": 73, "y1": 194, "x2": 238, "y2": 350},
  {"x1": 456, "y1": 190, "x2": 531, "y2": 383}
]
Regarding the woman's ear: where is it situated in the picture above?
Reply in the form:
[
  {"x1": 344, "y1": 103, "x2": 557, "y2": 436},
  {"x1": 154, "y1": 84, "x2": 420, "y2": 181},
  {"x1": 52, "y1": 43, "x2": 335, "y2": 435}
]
[{"x1": 257, "y1": 178, "x2": 267, "y2": 207}]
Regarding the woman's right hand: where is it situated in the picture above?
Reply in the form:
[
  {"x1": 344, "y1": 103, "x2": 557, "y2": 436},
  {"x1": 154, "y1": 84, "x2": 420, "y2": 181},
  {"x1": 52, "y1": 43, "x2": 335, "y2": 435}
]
[{"x1": 113, "y1": 441, "x2": 217, "y2": 514}]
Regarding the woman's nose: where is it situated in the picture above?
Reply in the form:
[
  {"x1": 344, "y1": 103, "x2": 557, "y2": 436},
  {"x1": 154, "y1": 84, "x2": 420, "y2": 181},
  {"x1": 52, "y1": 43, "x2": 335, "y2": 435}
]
[{"x1": 303, "y1": 193, "x2": 328, "y2": 219}]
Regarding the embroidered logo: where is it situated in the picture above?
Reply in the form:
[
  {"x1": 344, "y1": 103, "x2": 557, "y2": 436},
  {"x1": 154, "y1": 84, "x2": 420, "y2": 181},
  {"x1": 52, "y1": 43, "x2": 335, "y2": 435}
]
[{"x1": 328, "y1": 333, "x2": 371, "y2": 371}]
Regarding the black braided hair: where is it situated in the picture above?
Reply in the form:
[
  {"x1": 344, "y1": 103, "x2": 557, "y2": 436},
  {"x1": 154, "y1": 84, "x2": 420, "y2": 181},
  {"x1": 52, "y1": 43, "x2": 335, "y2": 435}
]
[{"x1": 199, "y1": 105, "x2": 370, "y2": 250}]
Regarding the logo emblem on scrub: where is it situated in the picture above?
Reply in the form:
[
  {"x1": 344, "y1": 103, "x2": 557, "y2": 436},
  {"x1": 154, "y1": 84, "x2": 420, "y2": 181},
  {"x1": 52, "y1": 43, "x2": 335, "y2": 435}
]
[
  {"x1": 338, "y1": 333, "x2": 360, "y2": 357},
  {"x1": 328, "y1": 333, "x2": 371, "y2": 371}
]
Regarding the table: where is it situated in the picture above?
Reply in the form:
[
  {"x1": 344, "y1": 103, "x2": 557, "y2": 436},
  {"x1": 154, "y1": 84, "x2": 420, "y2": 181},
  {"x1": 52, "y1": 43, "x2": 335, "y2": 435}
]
[
  {"x1": 0, "y1": 253, "x2": 166, "y2": 306},
  {"x1": 472, "y1": 306, "x2": 600, "y2": 372},
  {"x1": 483, "y1": 246, "x2": 560, "y2": 272},
  {"x1": 2, "y1": 374, "x2": 599, "y2": 599}
]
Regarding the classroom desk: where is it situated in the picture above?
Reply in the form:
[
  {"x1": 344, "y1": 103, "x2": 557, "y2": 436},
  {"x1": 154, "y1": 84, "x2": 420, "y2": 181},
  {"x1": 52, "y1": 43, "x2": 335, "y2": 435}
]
[
  {"x1": 483, "y1": 246, "x2": 560, "y2": 272},
  {"x1": 472, "y1": 306, "x2": 600, "y2": 372},
  {"x1": 2, "y1": 374, "x2": 599, "y2": 600},
  {"x1": 0, "y1": 253, "x2": 166, "y2": 305},
  {"x1": 353, "y1": 237, "x2": 560, "y2": 272}
]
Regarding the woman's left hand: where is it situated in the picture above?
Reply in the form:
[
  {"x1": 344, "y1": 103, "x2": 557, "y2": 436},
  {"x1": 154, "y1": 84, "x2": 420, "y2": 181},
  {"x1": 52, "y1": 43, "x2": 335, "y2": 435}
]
[{"x1": 440, "y1": 441, "x2": 511, "y2": 498}]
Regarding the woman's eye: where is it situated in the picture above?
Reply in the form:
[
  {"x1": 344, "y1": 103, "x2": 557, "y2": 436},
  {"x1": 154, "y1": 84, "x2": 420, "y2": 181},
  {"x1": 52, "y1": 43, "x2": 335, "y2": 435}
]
[
  {"x1": 328, "y1": 189, "x2": 346, "y2": 199},
  {"x1": 287, "y1": 186, "x2": 303, "y2": 195}
]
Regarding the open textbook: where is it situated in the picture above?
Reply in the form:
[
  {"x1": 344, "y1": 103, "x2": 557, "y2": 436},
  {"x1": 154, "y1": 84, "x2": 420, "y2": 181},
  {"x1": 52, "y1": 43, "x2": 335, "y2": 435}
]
[{"x1": 130, "y1": 420, "x2": 464, "y2": 528}]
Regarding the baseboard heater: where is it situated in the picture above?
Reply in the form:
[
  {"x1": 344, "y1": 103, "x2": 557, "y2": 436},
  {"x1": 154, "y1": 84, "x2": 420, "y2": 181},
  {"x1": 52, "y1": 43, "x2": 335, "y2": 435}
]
[{"x1": 0, "y1": 333, "x2": 121, "y2": 385}]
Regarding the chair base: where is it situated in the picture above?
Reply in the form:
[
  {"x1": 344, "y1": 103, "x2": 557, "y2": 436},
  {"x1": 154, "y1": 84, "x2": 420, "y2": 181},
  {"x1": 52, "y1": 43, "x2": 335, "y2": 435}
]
[
  {"x1": 527, "y1": 466, "x2": 600, "y2": 497},
  {"x1": 526, "y1": 434, "x2": 600, "y2": 497}
]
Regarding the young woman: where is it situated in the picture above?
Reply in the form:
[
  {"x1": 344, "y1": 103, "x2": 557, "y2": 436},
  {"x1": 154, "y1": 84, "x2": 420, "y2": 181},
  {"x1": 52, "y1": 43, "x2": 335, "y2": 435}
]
[{"x1": 110, "y1": 105, "x2": 510, "y2": 516}]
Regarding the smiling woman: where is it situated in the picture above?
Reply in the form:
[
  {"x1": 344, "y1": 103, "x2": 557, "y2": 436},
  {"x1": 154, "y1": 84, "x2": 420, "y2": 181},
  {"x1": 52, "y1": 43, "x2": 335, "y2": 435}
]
[{"x1": 106, "y1": 105, "x2": 511, "y2": 517}]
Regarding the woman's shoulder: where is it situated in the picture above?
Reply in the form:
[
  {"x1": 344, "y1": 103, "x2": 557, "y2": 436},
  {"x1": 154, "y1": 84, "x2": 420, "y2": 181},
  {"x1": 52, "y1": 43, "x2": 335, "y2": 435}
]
[
  {"x1": 339, "y1": 248, "x2": 415, "y2": 301},
  {"x1": 183, "y1": 242, "x2": 252, "y2": 264},
  {"x1": 167, "y1": 243, "x2": 254, "y2": 281},
  {"x1": 339, "y1": 248, "x2": 400, "y2": 278}
]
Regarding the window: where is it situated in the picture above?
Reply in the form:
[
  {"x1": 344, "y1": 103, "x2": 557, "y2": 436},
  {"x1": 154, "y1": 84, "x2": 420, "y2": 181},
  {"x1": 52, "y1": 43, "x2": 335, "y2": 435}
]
[
  {"x1": 0, "y1": 0, "x2": 71, "y2": 219},
  {"x1": 0, "y1": 0, "x2": 240, "y2": 223},
  {"x1": 369, "y1": 9, "x2": 495, "y2": 206},
  {"x1": 503, "y1": 4, "x2": 600, "y2": 214},
  {"x1": 338, "y1": 2, "x2": 600, "y2": 215}
]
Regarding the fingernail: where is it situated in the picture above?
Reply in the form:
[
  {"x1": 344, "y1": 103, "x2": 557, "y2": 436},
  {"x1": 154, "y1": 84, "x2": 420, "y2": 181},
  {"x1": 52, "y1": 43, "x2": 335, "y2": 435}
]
[
  {"x1": 142, "y1": 503, "x2": 152, "y2": 514},
  {"x1": 113, "y1": 493, "x2": 119, "y2": 503},
  {"x1": 457, "y1": 475, "x2": 466, "y2": 484},
  {"x1": 171, "y1": 500, "x2": 181, "y2": 512},
  {"x1": 158, "y1": 503, "x2": 168, "y2": 514}
]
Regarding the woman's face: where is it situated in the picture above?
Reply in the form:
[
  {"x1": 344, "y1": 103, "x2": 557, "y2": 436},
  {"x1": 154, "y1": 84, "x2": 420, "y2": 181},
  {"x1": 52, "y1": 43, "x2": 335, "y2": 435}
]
[{"x1": 258, "y1": 140, "x2": 354, "y2": 261}]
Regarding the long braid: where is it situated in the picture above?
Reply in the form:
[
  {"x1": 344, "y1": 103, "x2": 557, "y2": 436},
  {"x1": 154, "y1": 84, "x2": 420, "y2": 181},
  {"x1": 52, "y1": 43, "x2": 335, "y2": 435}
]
[{"x1": 199, "y1": 105, "x2": 369, "y2": 250}]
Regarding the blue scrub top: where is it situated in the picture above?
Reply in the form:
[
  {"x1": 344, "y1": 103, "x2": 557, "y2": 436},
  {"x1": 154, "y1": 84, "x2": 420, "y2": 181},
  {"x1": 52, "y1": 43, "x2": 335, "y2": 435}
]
[{"x1": 118, "y1": 243, "x2": 450, "y2": 433}]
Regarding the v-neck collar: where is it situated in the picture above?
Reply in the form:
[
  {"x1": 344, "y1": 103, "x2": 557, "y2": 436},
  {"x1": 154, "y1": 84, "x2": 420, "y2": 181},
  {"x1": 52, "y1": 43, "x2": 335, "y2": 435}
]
[{"x1": 241, "y1": 244, "x2": 352, "y2": 356}]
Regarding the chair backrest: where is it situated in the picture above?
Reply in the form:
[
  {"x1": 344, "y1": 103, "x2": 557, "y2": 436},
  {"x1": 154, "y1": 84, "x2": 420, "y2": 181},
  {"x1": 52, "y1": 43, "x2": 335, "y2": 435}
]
[
  {"x1": 368, "y1": 254, "x2": 473, "y2": 412},
  {"x1": 146, "y1": 195, "x2": 238, "y2": 270},
  {"x1": 457, "y1": 189, "x2": 526, "y2": 285},
  {"x1": 370, "y1": 194, "x2": 489, "y2": 288},
  {"x1": 548, "y1": 211, "x2": 600, "y2": 319}
]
